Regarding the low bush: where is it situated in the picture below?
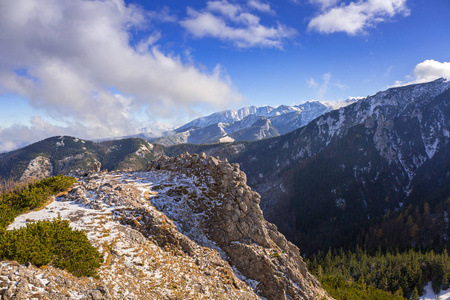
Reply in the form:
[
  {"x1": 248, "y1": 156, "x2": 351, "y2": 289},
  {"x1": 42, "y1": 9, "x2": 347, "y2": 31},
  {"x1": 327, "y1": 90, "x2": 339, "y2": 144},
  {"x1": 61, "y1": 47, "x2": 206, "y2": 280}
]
[
  {"x1": 0, "y1": 175, "x2": 103, "y2": 277},
  {"x1": 0, "y1": 217, "x2": 102, "y2": 277}
]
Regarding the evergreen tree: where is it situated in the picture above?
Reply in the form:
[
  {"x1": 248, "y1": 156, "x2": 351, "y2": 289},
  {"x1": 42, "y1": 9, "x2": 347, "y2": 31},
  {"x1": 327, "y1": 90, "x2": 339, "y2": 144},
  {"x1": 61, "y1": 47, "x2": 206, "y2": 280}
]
[{"x1": 410, "y1": 287, "x2": 419, "y2": 300}]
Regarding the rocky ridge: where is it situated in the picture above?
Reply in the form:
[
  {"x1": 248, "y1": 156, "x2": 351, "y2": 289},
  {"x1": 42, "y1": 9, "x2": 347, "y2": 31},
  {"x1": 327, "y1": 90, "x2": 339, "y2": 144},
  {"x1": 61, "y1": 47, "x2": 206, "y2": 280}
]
[
  {"x1": 147, "y1": 153, "x2": 329, "y2": 299},
  {"x1": 2, "y1": 153, "x2": 330, "y2": 300}
]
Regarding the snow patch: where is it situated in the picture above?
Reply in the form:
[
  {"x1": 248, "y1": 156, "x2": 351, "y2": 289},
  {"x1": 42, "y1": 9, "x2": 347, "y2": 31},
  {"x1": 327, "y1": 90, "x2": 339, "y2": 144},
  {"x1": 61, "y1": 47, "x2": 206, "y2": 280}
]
[
  {"x1": 335, "y1": 198, "x2": 346, "y2": 209},
  {"x1": 444, "y1": 129, "x2": 450, "y2": 138},
  {"x1": 425, "y1": 138, "x2": 439, "y2": 159},
  {"x1": 135, "y1": 143, "x2": 153, "y2": 157},
  {"x1": 219, "y1": 136, "x2": 235, "y2": 143},
  {"x1": 420, "y1": 282, "x2": 450, "y2": 300},
  {"x1": 56, "y1": 137, "x2": 65, "y2": 147}
]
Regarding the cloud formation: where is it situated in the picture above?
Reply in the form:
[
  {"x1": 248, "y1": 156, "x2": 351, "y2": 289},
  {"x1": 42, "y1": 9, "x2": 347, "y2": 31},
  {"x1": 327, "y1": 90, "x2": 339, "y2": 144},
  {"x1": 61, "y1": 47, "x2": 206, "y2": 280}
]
[
  {"x1": 0, "y1": 0, "x2": 241, "y2": 152},
  {"x1": 308, "y1": 0, "x2": 409, "y2": 35},
  {"x1": 307, "y1": 73, "x2": 334, "y2": 100},
  {"x1": 319, "y1": 73, "x2": 332, "y2": 99},
  {"x1": 392, "y1": 60, "x2": 450, "y2": 87},
  {"x1": 413, "y1": 60, "x2": 450, "y2": 82},
  {"x1": 181, "y1": 0, "x2": 296, "y2": 48},
  {"x1": 248, "y1": 0, "x2": 276, "y2": 15},
  {"x1": 309, "y1": 0, "x2": 339, "y2": 10},
  {"x1": 306, "y1": 77, "x2": 318, "y2": 88}
]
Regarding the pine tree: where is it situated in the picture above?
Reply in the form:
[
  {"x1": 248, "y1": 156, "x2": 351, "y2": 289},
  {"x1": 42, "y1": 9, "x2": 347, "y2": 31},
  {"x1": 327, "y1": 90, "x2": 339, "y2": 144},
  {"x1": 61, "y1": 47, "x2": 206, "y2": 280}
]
[{"x1": 410, "y1": 287, "x2": 419, "y2": 300}]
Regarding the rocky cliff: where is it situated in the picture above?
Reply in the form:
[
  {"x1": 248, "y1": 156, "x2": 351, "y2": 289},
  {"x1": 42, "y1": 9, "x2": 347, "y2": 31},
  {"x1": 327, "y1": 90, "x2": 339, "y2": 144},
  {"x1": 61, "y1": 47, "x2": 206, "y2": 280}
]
[{"x1": 2, "y1": 153, "x2": 330, "y2": 300}]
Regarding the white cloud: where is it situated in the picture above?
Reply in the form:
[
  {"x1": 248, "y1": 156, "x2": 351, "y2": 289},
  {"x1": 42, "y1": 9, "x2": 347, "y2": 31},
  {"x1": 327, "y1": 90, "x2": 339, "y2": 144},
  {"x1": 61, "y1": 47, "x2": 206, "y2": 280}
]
[
  {"x1": 319, "y1": 72, "x2": 332, "y2": 99},
  {"x1": 307, "y1": 73, "x2": 346, "y2": 100},
  {"x1": 308, "y1": 0, "x2": 409, "y2": 35},
  {"x1": 147, "y1": 6, "x2": 177, "y2": 23},
  {"x1": 0, "y1": 117, "x2": 78, "y2": 152},
  {"x1": 392, "y1": 60, "x2": 450, "y2": 87},
  {"x1": 309, "y1": 0, "x2": 339, "y2": 10},
  {"x1": 307, "y1": 77, "x2": 318, "y2": 87},
  {"x1": 0, "y1": 0, "x2": 242, "y2": 151},
  {"x1": 335, "y1": 81, "x2": 348, "y2": 90},
  {"x1": 413, "y1": 60, "x2": 450, "y2": 82},
  {"x1": 181, "y1": 0, "x2": 296, "y2": 49},
  {"x1": 248, "y1": 0, "x2": 276, "y2": 15},
  {"x1": 384, "y1": 65, "x2": 393, "y2": 77}
]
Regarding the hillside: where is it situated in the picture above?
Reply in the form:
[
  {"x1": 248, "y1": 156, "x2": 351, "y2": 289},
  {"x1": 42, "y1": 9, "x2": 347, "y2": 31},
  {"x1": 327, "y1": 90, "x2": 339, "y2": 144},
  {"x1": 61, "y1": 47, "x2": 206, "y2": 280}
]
[{"x1": 0, "y1": 136, "x2": 164, "y2": 181}]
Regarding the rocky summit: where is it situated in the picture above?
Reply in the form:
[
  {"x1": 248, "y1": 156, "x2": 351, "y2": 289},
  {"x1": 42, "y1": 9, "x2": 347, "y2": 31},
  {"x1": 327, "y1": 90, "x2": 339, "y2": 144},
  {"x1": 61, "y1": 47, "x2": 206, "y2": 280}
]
[{"x1": 2, "y1": 153, "x2": 330, "y2": 300}]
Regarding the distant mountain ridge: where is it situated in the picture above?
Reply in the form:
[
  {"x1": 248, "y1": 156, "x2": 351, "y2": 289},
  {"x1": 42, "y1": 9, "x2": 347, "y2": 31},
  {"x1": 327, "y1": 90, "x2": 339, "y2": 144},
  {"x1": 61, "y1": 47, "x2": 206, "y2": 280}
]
[
  {"x1": 152, "y1": 100, "x2": 355, "y2": 146},
  {"x1": 0, "y1": 136, "x2": 164, "y2": 180}
]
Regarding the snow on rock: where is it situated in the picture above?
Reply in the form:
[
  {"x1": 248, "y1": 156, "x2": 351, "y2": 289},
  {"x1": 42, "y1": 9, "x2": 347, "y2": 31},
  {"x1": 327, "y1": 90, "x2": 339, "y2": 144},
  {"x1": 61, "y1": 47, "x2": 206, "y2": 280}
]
[
  {"x1": 20, "y1": 155, "x2": 53, "y2": 181},
  {"x1": 2, "y1": 153, "x2": 331, "y2": 300},
  {"x1": 219, "y1": 136, "x2": 235, "y2": 143},
  {"x1": 135, "y1": 142, "x2": 153, "y2": 157},
  {"x1": 424, "y1": 138, "x2": 439, "y2": 159},
  {"x1": 5, "y1": 171, "x2": 259, "y2": 299}
]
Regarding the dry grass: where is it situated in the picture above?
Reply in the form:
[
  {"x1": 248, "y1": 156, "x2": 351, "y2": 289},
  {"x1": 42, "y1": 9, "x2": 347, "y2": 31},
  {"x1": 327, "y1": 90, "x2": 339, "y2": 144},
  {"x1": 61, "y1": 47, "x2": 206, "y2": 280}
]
[{"x1": 0, "y1": 176, "x2": 37, "y2": 196}]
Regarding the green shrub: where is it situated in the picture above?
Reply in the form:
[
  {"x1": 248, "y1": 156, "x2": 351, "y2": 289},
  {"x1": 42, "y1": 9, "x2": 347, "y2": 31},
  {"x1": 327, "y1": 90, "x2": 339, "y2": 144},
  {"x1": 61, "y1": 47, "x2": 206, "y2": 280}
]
[
  {"x1": 0, "y1": 175, "x2": 102, "y2": 277},
  {"x1": 0, "y1": 175, "x2": 76, "y2": 228},
  {"x1": 0, "y1": 217, "x2": 103, "y2": 277}
]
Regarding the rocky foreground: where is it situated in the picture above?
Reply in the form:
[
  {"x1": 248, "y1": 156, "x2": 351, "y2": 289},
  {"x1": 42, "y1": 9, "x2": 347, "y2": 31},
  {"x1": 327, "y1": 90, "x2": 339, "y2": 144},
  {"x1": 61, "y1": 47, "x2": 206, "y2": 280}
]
[{"x1": 1, "y1": 153, "x2": 330, "y2": 300}]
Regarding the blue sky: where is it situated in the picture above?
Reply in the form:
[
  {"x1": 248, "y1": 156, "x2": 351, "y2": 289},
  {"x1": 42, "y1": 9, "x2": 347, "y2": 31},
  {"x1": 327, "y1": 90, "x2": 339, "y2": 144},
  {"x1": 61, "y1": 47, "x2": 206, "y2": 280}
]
[{"x1": 0, "y1": 0, "x2": 449, "y2": 152}]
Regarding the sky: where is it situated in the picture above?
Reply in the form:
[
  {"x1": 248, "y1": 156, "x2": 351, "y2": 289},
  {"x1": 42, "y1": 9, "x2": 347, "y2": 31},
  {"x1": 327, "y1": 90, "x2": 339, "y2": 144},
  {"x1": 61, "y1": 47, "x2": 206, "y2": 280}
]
[{"x1": 0, "y1": 0, "x2": 450, "y2": 152}]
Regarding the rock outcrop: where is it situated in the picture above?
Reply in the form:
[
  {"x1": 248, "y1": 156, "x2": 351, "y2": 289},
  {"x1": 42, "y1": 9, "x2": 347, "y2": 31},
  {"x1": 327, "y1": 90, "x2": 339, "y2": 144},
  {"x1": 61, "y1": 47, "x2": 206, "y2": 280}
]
[
  {"x1": 147, "y1": 153, "x2": 330, "y2": 300},
  {"x1": 20, "y1": 155, "x2": 53, "y2": 181},
  {"x1": 0, "y1": 261, "x2": 111, "y2": 300},
  {"x1": 3, "y1": 153, "x2": 330, "y2": 300}
]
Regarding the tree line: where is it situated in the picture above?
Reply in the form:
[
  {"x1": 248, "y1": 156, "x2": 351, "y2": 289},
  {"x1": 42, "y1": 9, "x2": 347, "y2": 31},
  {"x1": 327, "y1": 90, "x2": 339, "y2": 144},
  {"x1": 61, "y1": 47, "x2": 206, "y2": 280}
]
[{"x1": 307, "y1": 247, "x2": 450, "y2": 299}]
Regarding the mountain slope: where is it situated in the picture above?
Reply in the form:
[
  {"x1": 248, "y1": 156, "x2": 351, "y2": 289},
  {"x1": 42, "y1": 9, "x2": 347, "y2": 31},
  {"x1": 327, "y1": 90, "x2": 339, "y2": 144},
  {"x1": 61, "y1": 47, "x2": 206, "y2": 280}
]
[
  {"x1": 0, "y1": 136, "x2": 164, "y2": 180},
  {"x1": 1, "y1": 79, "x2": 448, "y2": 257},
  {"x1": 162, "y1": 79, "x2": 450, "y2": 254},
  {"x1": 2, "y1": 154, "x2": 331, "y2": 300},
  {"x1": 245, "y1": 79, "x2": 450, "y2": 253}
]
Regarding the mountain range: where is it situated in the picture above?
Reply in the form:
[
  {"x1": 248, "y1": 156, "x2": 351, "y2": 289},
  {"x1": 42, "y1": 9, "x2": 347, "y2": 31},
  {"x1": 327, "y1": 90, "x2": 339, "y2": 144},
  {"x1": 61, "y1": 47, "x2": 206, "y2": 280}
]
[
  {"x1": 1, "y1": 79, "x2": 449, "y2": 256},
  {"x1": 144, "y1": 100, "x2": 355, "y2": 146}
]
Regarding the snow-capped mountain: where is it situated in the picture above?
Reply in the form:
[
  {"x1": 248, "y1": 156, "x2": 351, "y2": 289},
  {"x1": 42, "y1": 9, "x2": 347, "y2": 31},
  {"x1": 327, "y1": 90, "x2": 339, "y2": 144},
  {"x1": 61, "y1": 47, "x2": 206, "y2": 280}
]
[
  {"x1": 249, "y1": 78, "x2": 450, "y2": 252},
  {"x1": 138, "y1": 121, "x2": 175, "y2": 138},
  {"x1": 153, "y1": 100, "x2": 355, "y2": 146}
]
